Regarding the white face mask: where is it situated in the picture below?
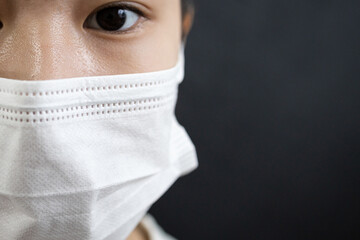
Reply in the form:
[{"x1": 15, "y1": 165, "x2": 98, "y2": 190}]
[{"x1": 0, "y1": 49, "x2": 198, "y2": 240}]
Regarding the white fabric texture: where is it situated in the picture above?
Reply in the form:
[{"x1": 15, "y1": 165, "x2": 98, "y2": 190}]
[{"x1": 0, "y1": 50, "x2": 198, "y2": 240}]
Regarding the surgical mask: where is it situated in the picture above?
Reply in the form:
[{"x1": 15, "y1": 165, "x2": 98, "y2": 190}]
[{"x1": 0, "y1": 49, "x2": 198, "y2": 240}]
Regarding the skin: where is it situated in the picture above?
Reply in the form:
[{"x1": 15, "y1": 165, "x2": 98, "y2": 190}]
[
  {"x1": 0, "y1": 0, "x2": 193, "y2": 239},
  {"x1": 0, "y1": 0, "x2": 193, "y2": 80}
]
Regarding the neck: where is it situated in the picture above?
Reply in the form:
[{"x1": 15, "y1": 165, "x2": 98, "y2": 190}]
[{"x1": 127, "y1": 224, "x2": 149, "y2": 240}]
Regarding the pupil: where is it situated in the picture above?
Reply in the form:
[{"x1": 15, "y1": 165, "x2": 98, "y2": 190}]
[
  {"x1": 96, "y1": 8, "x2": 126, "y2": 31},
  {"x1": 0, "y1": 21, "x2": 3, "y2": 29}
]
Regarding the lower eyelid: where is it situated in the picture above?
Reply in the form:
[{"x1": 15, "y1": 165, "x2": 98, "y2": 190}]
[
  {"x1": 109, "y1": 17, "x2": 147, "y2": 34},
  {"x1": 85, "y1": 17, "x2": 148, "y2": 37}
]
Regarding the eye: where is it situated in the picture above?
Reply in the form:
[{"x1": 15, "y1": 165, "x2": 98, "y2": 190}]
[{"x1": 84, "y1": 5, "x2": 141, "y2": 32}]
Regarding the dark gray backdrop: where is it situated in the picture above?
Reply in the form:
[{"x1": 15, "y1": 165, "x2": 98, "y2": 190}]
[{"x1": 149, "y1": 0, "x2": 360, "y2": 239}]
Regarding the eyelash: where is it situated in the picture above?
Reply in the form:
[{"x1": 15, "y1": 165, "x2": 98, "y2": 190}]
[
  {"x1": 100, "y1": 2, "x2": 145, "y2": 17},
  {"x1": 83, "y1": 2, "x2": 146, "y2": 34}
]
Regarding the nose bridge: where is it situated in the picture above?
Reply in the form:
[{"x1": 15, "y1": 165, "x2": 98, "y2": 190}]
[{"x1": 0, "y1": 8, "x2": 78, "y2": 80}]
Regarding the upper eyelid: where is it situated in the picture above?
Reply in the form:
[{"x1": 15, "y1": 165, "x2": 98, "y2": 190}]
[
  {"x1": 87, "y1": 1, "x2": 147, "y2": 18},
  {"x1": 84, "y1": 4, "x2": 147, "y2": 34}
]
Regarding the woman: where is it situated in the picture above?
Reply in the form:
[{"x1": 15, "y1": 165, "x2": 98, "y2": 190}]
[{"x1": 0, "y1": 0, "x2": 197, "y2": 239}]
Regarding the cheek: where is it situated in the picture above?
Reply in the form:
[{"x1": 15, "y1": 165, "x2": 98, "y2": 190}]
[
  {"x1": 0, "y1": 0, "x2": 182, "y2": 80},
  {"x1": 87, "y1": 36, "x2": 181, "y2": 76},
  {"x1": 81, "y1": 1, "x2": 182, "y2": 75},
  {"x1": 85, "y1": 34, "x2": 181, "y2": 76}
]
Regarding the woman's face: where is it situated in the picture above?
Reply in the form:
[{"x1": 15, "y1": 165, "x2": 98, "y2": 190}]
[{"x1": 0, "y1": 0, "x2": 182, "y2": 80}]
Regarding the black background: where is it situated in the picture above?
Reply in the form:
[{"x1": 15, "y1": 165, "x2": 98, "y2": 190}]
[{"x1": 149, "y1": 1, "x2": 360, "y2": 239}]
